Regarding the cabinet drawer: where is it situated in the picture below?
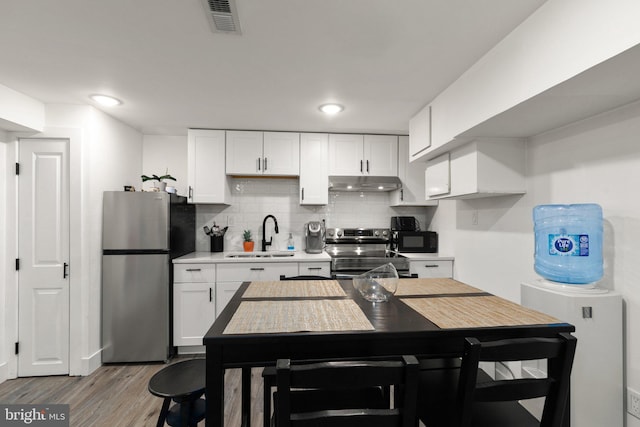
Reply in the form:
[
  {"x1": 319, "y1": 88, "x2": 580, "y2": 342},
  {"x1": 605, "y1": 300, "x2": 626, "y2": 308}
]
[
  {"x1": 174, "y1": 264, "x2": 216, "y2": 283},
  {"x1": 298, "y1": 262, "x2": 330, "y2": 277},
  {"x1": 410, "y1": 260, "x2": 453, "y2": 278},
  {"x1": 217, "y1": 262, "x2": 299, "y2": 282}
]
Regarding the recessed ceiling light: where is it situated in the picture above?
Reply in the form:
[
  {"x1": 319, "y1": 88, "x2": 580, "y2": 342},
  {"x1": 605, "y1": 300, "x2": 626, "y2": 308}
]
[
  {"x1": 90, "y1": 94, "x2": 122, "y2": 107},
  {"x1": 319, "y1": 103, "x2": 344, "y2": 114}
]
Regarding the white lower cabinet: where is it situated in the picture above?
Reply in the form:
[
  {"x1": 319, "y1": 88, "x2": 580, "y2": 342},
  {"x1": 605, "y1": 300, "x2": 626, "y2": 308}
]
[
  {"x1": 298, "y1": 262, "x2": 330, "y2": 277},
  {"x1": 216, "y1": 281, "x2": 243, "y2": 315},
  {"x1": 174, "y1": 261, "x2": 309, "y2": 350},
  {"x1": 173, "y1": 282, "x2": 215, "y2": 347},
  {"x1": 410, "y1": 260, "x2": 453, "y2": 278},
  {"x1": 173, "y1": 264, "x2": 216, "y2": 347}
]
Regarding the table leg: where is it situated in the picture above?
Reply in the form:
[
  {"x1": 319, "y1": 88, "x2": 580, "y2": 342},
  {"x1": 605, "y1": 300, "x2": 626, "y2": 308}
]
[
  {"x1": 242, "y1": 367, "x2": 251, "y2": 427},
  {"x1": 206, "y1": 346, "x2": 224, "y2": 427},
  {"x1": 156, "y1": 398, "x2": 170, "y2": 427}
]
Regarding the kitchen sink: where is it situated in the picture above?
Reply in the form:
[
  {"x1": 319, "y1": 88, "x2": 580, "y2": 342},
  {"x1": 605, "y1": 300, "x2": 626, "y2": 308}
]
[{"x1": 225, "y1": 251, "x2": 295, "y2": 258}]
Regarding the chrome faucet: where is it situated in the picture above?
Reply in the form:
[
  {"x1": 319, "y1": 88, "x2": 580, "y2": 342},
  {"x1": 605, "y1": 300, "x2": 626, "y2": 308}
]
[{"x1": 261, "y1": 215, "x2": 279, "y2": 252}]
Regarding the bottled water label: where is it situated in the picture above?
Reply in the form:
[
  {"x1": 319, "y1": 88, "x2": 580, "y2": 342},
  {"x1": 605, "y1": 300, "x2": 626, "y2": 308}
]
[{"x1": 548, "y1": 234, "x2": 589, "y2": 256}]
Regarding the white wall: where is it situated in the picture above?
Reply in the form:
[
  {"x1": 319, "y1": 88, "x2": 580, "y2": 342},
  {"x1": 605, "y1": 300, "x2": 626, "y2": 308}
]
[
  {"x1": 0, "y1": 133, "x2": 8, "y2": 383},
  {"x1": 433, "y1": 100, "x2": 640, "y2": 426},
  {"x1": 142, "y1": 135, "x2": 188, "y2": 194},
  {"x1": 86, "y1": 108, "x2": 143, "y2": 360}
]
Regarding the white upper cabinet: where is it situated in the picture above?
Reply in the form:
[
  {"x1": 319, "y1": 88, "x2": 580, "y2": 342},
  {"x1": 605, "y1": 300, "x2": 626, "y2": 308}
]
[
  {"x1": 425, "y1": 138, "x2": 525, "y2": 200},
  {"x1": 187, "y1": 129, "x2": 230, "y2": 204},
  {"x1": 263, "y1": 132, "x2": 300, "y2": 176},
  {"x1": 299, "y1": 133, "x2": 329, "y2": 205},
  {"x1": 226, "y1": 131, "x2": 300, "y2": 176},
  {"x1": 409, "y1": 104, "x2": 431, "y2": 162},
  {"x1": 328, "y1": 134, "x2": 398, "y2": 177},
  {"x1": 391, "y1": 136, "x2": 437, "y2": 206}
]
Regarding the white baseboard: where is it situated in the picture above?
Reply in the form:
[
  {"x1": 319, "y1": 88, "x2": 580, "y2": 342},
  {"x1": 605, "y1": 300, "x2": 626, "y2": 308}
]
[
  {"x1": 74, "y1": 349, "x2": 101, "y2": 376},
  {"x1": 177, "y1": 345, "x2": 205, "y2": 355}
]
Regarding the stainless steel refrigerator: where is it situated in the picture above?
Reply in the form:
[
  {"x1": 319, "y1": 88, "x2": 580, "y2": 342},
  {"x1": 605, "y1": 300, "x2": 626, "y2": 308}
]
[{"x1": 101, "y1": 191, "x2": 195, "y2": 363}]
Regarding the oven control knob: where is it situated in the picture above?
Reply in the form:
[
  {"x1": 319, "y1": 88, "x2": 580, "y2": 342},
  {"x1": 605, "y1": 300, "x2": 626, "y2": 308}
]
[
  {"x1": 374, "y1": 230, "x2": 380, "y2": 237},
  {"x1": 337, "y1": 230, "x2": 343, "y2": 237},
  {"x1": 382, "y1": 230, "x2": 388, "y2": 237},
  {"x1": 327, "y1": 229, "x2": 334, "y2": 237}
]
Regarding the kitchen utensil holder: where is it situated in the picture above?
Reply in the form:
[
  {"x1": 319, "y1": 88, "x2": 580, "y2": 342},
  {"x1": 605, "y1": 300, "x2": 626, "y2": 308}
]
[{"x1": 211, "y1": 235, "x2": 224, "y2": 252}]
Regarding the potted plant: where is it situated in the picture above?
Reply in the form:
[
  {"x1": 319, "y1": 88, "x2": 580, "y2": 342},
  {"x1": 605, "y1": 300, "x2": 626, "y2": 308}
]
[
  {"x1": 243, "y1": 230, "x2": 254, "y2": 252},
  {"x1": 141, "y1": 169, "x2": 176, "y2": 192}
]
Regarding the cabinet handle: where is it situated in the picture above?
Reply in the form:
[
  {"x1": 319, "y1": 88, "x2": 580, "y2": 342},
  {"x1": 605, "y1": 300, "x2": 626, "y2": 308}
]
[
  {"x1": 250, "y1": 267, "x2": 265, "y2": 271},
  {"x1": 209, "y1": 287, "x2": 213, "y2": 302},
  {"x1": 186, "y1": 268, "x2": 202, "y2": 272},
  {"x1": 188, "y1": 186, "x2": 193, "y2": 199},
  {"x1": 264, "y1": 157, "x2": 268, "y2": 171},
  {"x1": 360, "y1": 160, "x2": 363, "y2": 173},
  {"x1": 366, "y1": 160, "x2": 370, "y2": 173},
  {"x1": 301, "y1": 188, "x2": 305, "y2": 201},
  {"x1": 424, "y1": 264, "x2": 439, "y2": 268},
  {"x1": 257, "y1": 158, "x2": 261, "y2": 171},
  {"x1": 400, "y1": 189, "x2": 404, "y2": 201},
  {"x1": 63, "y1": 262, "x2": 69, "y2": 279},
  {"x1": 307, "y1": 267, "x2": 322, "y2": 271}
]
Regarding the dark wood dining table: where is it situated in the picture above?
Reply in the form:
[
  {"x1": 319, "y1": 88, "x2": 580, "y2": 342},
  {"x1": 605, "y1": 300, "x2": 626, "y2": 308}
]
[{"x1": 203, "y1": 278, "x2": 575, "y2": 427}]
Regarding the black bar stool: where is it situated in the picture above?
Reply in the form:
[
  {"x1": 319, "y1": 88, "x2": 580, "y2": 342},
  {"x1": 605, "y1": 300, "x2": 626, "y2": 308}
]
[{"x1": 148, "y1": 358, "x2": 206, "y2": 427}]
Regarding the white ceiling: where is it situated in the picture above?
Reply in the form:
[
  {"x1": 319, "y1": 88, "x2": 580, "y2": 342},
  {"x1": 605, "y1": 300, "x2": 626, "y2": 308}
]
[{"x1": 0, "y1": 0, "x2": 546, "y2": 136}]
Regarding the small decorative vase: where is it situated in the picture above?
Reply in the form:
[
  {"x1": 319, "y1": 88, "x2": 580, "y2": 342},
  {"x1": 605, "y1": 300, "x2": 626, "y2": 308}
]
[
  {"x1": 157, "y1": 181, "x2": 167, "y2": 192},
  {"x1": 243, "y1": 241, "x2": 254, "y2": 252}
]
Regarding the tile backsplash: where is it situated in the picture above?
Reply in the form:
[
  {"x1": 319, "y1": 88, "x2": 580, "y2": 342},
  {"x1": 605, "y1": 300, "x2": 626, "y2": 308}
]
[{"x1": 195, "y1": 177, "x2": 435, "y2": 252}]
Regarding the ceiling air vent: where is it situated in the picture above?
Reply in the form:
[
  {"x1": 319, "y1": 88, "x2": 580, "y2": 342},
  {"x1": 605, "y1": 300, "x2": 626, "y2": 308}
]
[{"x1": 202, "y1": 0, "x2": 242, "y2": 35}]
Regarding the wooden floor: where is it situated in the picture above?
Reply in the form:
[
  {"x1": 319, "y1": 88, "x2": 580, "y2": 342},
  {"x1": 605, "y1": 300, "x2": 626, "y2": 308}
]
[{"x1": 0, "y1": 357, "x2": 266, "y2": 427}]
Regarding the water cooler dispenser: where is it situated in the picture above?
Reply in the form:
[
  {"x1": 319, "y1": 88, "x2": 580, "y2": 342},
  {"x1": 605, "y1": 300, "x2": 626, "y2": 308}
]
[{"x1": 520, "y1": 203, "x2": 622, "y2": 426}]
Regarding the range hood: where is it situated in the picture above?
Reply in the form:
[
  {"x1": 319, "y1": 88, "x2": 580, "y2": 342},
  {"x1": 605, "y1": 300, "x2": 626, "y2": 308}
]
[{"x1": 328, "y1": 175, "x2": 402, "y2": 192}]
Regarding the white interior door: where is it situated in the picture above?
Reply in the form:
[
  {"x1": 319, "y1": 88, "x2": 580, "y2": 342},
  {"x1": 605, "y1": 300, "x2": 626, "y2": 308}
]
[{"x1": 18, "y1": 138, "x2": 70, "y2": 377}]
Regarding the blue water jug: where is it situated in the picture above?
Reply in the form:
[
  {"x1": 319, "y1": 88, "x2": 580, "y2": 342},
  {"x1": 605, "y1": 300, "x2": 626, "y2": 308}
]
[{"x1": 533, "y1": 203, "x2": 603, "y2": 284}]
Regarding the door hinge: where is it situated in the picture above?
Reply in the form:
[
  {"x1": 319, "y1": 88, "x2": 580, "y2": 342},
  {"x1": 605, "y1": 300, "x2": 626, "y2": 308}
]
[
  {"x1": 15, "y1": 259, "x2": 20, "y2": 271},
  {"x1": 15, "y1": 342, "x2": 19, "y2": 355},
  {"x1": 15, "y1": 162, "x2": 19, "y2": 175}
]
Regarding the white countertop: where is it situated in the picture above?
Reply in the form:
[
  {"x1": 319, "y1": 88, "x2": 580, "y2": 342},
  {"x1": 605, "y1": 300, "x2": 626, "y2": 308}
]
[
  {"x1": 395, "y1": 253, "x2": 454, "y2": 261},
  {"x1": 174, "y1": 251, "x2": 452, "y2": 263},
  {"x1": 173, "y1": 250, "x2": 332, "y2": 264}
]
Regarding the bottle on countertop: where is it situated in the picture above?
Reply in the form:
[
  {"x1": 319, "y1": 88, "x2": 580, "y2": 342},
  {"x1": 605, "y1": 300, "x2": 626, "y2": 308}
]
[{"x1": 287, "y1": 233, "x2": 295, "y2": 251}]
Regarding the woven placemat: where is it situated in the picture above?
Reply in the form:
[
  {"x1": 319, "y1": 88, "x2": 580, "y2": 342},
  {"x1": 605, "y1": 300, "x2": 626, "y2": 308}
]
[
  {"x1": 394, "y1": 278, "x2": 484, "y2": 296},
  {"x1": 223, "y1": 299, "x2": 375, "y2": 334},
  {"x1": 401, "y1": 295, "x2": 561, "y2": 329},
  {"x1": 242, "y1": 280, "x2": 346, "y2": 298}
]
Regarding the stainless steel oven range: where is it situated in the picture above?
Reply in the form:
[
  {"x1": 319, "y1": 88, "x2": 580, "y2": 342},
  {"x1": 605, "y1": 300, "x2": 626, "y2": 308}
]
[{"x1": 325, "y1": 227, "x2": 410, "y2": 278}]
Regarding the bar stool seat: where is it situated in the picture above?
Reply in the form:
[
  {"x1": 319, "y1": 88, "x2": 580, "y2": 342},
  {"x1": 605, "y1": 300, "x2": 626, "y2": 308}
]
[{"x1": 148, "y1": 358, "x2": 206, "y2": 427}]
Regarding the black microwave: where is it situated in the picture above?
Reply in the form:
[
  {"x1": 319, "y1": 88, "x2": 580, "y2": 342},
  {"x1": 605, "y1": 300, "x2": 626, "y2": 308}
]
[{"x1": 391, "y1": 231, "x2": 438, "y2": 253}]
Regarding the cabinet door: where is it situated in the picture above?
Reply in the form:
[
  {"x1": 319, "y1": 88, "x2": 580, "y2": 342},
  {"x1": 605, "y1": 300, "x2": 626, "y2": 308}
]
[
  {"x1": 187, "y1": 129, "x2": 229, "y2": 204},
  {"x1": 409, "y1": 104, "x2": 431, "y2": 161},
  {"x1": 300, "y1": 133, "x2": 328, "y2": 205},
  {"x1": 226, "y1": 131, "x2": 263, "y2": 175},
  {"x1": 173, "y1": 282, "x2": 215, "y2": 346},
  {"x1": 364, "y1": 135, "x2": 398, "y2": 176},
  {"x1": 328, "y1": 134, "x2": 364, "y2": 175},
  {"x1": 216, "y1": 281, "x2": 242, "y2": 316},
  {"x1": 263, "y1": 132, "x2": 300, "y2": 176},
  {"x1": 410, "y1": 261, "x2": 453, "y2": 278},
  {"x1": 391, "y1": 136, "x2": 437, "y2": 206},
  {"x1": 425, "y1": 153, "x2": 450, "y2": 198}
]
